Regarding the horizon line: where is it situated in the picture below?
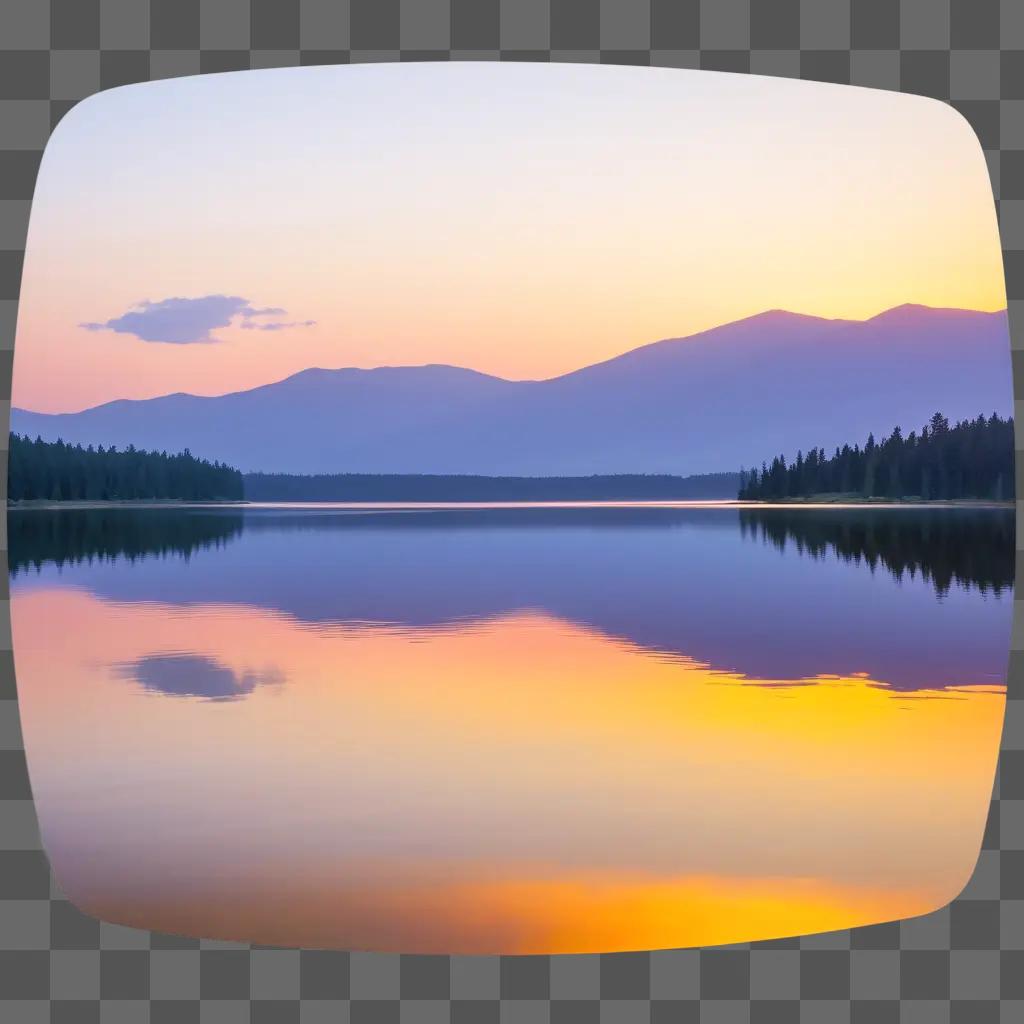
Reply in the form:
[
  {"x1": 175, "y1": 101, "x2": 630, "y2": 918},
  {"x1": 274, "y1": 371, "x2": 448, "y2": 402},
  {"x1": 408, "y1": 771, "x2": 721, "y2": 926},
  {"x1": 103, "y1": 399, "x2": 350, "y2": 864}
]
[{"x1": 13, "y1": 301, "x2": 1009, "y2": 417}]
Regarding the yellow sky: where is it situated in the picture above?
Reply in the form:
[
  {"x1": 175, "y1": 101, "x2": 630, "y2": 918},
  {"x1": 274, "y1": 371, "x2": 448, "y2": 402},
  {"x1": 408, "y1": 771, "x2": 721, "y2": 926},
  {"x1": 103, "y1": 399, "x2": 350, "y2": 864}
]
[{"x1": 14, "y1": 63, "x2": 1005, "y2": 412}]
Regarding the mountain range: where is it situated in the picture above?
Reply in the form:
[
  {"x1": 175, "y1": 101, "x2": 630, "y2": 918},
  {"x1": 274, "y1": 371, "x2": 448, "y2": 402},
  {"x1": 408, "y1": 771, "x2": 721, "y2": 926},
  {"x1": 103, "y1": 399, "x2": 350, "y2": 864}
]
[{"x1": 11, "y1": 304, "x2": 1011, "y2": 476}]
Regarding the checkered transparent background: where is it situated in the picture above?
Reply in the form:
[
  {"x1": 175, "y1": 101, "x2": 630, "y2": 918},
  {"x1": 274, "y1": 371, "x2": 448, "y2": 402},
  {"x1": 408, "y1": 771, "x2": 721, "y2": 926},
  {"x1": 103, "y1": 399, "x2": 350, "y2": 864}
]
[{"x1": 1, "y1": 2, "x2": 1023, "y2": 1021}]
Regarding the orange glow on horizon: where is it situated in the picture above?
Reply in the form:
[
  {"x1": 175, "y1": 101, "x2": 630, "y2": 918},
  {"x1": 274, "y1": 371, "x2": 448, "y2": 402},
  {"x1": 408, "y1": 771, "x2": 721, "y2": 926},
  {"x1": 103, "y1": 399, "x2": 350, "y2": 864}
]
[{"x1": 85, "y1": 868, "x2": 942, "y2": 955}]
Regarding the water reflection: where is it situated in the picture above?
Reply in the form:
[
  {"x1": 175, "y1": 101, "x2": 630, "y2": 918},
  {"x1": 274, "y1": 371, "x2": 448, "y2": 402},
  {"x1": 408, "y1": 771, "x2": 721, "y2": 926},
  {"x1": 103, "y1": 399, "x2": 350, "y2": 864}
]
[
  {"x1": 8, "y1": 508, "x2": 243, "y2": 577},
  {"x1": 8, "y1": 505, "x2": 1009, "y2": 952},
  {"x1": 115, "y1": 653, "x2": 284, "y2": 702},
  {"x1": 739, "y1": 507, "x2": 1014, "y2": 597},
  {"x1": 9, "y1": 505, "x2": 1014, "y2": 691},
  {"x1": 11, "y1": 504, "x2": 1014, "y2": 598}
]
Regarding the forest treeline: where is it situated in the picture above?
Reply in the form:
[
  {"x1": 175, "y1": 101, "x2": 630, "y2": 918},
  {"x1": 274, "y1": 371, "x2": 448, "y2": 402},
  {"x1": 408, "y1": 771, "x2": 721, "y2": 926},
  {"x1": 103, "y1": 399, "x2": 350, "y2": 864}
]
[
  {"x1": 7, "y1": 434, "x2": 244, "y2": 502},
  {"x1": 738, "y1": 413, "x2": 1014, "y2": 502},
  {"x1": 244, "y1": 471, "x2": 740, "y2": 502}
]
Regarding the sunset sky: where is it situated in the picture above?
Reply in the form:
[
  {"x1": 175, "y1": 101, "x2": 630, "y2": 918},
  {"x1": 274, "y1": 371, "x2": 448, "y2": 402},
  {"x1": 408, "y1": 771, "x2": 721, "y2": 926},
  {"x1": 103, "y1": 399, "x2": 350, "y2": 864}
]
[{"x1": 15, "y1": 61, "x2": 1005, "y2": 413}]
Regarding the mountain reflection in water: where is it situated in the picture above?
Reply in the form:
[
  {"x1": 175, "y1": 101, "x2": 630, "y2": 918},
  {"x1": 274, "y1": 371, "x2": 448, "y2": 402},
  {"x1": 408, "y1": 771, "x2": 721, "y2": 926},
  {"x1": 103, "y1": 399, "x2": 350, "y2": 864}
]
[
  {"x1": 9, "y1": 504, "x2": 1010, "y2": 952},
  {"x1": 9, "y1": 504, "x2": 1014, "y2": 691}
]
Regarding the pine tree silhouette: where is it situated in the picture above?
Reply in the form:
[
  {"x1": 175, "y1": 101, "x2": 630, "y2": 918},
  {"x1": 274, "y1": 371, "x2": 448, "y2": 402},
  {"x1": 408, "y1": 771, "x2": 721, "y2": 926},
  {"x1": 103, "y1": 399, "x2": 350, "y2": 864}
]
[{"x1": 736, "y1": 413, "x2": 1014, "y2": 502}]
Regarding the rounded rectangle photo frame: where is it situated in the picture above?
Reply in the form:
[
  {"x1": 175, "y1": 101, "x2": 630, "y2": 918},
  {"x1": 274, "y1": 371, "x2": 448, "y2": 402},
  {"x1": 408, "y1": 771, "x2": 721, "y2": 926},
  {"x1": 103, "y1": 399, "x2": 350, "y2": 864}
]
[{"x1": 0, "y1": 0, "x2": 1021, "y2": 1019}]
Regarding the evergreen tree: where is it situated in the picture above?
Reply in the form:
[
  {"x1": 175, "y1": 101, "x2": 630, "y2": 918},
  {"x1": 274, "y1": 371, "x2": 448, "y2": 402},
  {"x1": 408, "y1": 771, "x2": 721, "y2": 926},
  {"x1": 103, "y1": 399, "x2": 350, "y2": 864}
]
[
  {"x1": 7, "y1": 434, "x2": 245, "y2": 503},
  {"x1": 736, "y1": 413, "x2": 1014, "y2": 502}
]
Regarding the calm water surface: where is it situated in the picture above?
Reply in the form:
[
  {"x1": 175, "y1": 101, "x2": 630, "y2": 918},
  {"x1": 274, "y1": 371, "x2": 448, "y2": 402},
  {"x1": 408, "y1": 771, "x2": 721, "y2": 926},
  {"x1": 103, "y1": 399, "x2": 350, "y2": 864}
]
[{"x1": 9, "y1": 504, "x2": 1012, "y2": 952}]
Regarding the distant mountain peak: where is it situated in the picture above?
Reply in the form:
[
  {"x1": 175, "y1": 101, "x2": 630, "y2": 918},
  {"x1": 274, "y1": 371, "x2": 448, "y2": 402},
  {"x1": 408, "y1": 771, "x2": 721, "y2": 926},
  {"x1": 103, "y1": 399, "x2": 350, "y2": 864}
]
[
  {"x1": 865, "y1": 302, "x2": 1004, "y2": 325},
  {"x1": 746, "y1": 308, "x2": 831, "y2": 323},
  {"x1": 276, "y1": 362, "x2": 508, "y2": 383}
]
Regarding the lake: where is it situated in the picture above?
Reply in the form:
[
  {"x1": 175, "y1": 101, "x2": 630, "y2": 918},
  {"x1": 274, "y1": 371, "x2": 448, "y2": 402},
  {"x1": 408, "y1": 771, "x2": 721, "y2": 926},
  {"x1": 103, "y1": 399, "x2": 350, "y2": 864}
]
[{"x1": 8, "y1": 503, "x2": 1012, "y2": 953}]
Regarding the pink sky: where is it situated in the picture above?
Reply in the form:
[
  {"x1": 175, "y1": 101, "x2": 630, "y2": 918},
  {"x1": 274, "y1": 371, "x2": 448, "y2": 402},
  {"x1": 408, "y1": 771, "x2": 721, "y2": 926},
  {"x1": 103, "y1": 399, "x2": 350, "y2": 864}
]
[{"x1": 14, "y1": 63, "x2": 1004, "y2": 413}]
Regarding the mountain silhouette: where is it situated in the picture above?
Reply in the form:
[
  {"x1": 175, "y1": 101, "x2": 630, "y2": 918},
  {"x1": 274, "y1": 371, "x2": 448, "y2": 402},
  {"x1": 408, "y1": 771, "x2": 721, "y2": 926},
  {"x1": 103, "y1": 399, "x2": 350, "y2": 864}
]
[{"x1": 11, "y1": 304, "x2": 1011, "y2": 475}]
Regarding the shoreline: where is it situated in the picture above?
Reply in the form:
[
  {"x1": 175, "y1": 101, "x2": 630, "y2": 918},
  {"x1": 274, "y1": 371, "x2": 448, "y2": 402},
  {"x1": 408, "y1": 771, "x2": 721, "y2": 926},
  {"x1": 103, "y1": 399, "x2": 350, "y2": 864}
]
[
  {"x1": 742, "y1": 496, "x2": 1015, "y2": 508},
  {"x1": 6, "y1": 497, "x2": 1015, "y2": 512},
  {"x1": 7, "y1": 499, "x2": 248, "y2": 510}
]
